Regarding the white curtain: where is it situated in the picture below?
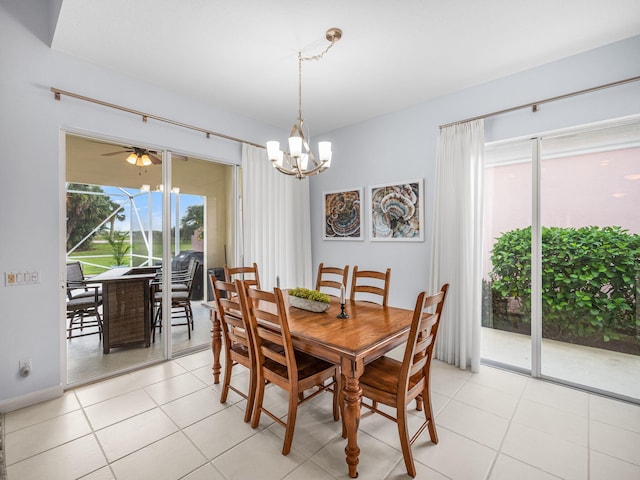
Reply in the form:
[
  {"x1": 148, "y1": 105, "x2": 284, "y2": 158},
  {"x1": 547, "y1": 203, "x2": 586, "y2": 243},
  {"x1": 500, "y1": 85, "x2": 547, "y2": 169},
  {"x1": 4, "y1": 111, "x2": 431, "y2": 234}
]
[
  {"x1": 430, "y1": 120, "x2": 484, "y2": 372},
  {"x1": 241, "y1": 143, "x2": 313, "y2": 290}
]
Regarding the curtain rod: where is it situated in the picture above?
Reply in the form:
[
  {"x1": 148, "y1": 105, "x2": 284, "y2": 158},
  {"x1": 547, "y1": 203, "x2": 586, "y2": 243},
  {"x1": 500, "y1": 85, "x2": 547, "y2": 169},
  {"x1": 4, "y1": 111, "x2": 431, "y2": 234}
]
[
  {"x1": 439, "y1": 75, "x2": 640, "y2": 129},
  {"x1": 50, "y1": 87, "x2": 264, "y2": 149}
]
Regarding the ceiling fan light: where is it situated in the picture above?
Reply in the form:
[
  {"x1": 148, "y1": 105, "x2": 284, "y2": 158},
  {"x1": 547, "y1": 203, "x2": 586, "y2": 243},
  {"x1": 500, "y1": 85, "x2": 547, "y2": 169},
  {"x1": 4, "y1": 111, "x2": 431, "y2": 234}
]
[
  {"x1": 140, "y1": 154, "x2": 152, "y2": 166},
  {"x1": 126, "y1": 152, "x2": 138, "y2": 165}
]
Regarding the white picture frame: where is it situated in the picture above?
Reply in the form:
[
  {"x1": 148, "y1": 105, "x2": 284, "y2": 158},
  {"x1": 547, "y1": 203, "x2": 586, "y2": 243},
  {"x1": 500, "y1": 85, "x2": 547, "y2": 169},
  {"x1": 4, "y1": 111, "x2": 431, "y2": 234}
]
[
  {"x1": 322, "y1": 188, "x2": 363, "y2": 240},
  {"x1": 368, "y1": 179, "x2": 424, "y2": 241}
]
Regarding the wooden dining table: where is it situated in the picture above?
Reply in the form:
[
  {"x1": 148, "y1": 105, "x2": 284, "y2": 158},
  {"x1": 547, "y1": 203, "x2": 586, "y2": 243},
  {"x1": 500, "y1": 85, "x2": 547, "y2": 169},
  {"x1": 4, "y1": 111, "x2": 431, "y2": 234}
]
[{"x1": 203, "y1": 294, "x2": 414, "y2": 478}]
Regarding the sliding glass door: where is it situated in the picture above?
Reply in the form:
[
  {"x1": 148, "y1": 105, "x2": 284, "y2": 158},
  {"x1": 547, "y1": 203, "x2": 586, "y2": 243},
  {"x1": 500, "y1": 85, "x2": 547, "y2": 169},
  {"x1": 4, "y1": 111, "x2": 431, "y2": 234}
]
[
  {"x1": 482, "y1": 139, "x2": 533, "y2": 371},
  {"x1": 167, "y1": 154, "x2": 236, "y2": 356},
  {"x1": 482, "y1": 117, "x2": 640, "y2": 401},
  {"x1": 539, "y1": 121, "x2": 640, "y2": 399},
  {"x1": 65, "y1": 134, "x2": 237, "y2": 386}
]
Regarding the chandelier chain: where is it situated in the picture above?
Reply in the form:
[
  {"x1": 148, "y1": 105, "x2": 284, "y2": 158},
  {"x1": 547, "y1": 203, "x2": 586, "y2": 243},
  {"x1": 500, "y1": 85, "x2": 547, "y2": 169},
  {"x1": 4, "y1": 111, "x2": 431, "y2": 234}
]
[
  {"x1": 266, "y1": 28, "x2": 341, "y2": 179},
  {"x1": 298, "y1": 35, "x2": 340, "y2": 123}
]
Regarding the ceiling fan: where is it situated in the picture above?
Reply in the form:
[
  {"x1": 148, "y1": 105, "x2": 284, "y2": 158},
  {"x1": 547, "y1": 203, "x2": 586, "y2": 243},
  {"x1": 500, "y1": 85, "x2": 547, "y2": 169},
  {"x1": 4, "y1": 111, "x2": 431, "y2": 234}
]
[{"x1": 101, "y1": 146, "x2": 162, "y2": 167}]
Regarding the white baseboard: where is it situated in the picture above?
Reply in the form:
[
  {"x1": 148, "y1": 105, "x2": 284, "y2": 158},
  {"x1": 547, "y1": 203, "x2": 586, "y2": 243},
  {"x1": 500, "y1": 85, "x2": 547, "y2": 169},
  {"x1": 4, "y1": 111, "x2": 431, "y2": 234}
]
[{"x1": 0, "y1": 385, "x2": 64, "y2": 414}]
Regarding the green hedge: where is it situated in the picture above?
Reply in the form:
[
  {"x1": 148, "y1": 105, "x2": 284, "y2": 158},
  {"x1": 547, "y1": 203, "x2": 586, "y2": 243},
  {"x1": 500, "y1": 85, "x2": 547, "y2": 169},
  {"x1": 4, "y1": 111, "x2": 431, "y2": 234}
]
[{"x1": 489, "y1": 226, "x2": 640, "y2": 343}]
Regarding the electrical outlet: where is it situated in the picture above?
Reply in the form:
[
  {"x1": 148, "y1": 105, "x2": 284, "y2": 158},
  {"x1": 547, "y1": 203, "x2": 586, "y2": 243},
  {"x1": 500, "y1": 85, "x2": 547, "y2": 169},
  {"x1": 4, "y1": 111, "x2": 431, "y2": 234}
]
[{"x1": 19, "y1": 359, "x2": 32, "y2": 376}]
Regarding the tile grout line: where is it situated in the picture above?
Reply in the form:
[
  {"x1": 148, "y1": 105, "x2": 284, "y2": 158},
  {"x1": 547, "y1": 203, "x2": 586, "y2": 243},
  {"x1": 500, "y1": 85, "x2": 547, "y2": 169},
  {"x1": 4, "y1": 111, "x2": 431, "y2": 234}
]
[
  {"x1": 75, "y1": 389, "x2": 118, "y2": 480},
  {"x1": 483, "y1": 374, "x2": 530, "y2": 479}
]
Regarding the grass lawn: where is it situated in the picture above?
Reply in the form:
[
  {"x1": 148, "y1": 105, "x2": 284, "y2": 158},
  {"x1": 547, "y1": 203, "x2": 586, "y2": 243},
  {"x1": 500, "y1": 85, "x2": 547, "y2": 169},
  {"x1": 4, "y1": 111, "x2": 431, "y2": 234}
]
[{"x1": 68, "y1": 234, "x2": 191, "y2": 275}]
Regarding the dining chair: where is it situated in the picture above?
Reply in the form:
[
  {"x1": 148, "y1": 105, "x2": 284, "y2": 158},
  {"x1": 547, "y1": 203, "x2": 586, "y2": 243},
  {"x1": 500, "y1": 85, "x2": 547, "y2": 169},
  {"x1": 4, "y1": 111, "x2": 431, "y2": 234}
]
[
  {"x1": 66, "y1": 262, "x2": 103, "y2": 339},
  {"x1": 224, "y1": 262, "x2": 261, "y2": 289},
  {"x1": 211, "y1": 279, "x2": 257, "y2": 422},
  {"x1": 152, "y1": 259, "x2": 199, "y2": 341},
  {"x1": 237, "y1": 281, "x2": 340, "y2": 455},
  {"x1": 154, "y1": 257, "x2": 199, "y2": 294},
  {"x1": 66, "y1": 284, "x2": 103, "y2": 339},
  {"x1": 350, "y1": 266, "x2": 391, "y2": 305},
  {"x1": 315, "y1": 263, "x2": 349, "y2": 296},
  {"x1": 66, "y1": 261, "x2": 102, "y2": 299},
  {"x1": 357, "y1": 283, "x2": 448, "y2": 478}
]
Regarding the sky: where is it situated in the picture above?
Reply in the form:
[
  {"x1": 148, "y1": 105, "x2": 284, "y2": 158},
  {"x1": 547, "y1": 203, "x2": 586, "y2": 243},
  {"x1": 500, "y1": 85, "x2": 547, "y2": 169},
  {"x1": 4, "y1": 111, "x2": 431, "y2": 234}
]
[{"x1": 103, "y1": 186, "x2": 203, "y2": 232}]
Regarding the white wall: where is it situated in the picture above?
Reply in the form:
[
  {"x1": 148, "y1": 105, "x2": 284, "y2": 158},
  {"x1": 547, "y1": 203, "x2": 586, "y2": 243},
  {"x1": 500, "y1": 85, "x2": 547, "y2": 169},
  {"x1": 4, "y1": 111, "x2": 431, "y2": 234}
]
[
  {"x1": 0, "y1": 3, "x2": 280, "y2": 409},
  {"x1": 310, "y1": 35, "x2": 640, "y2": 310},
  {"x1": 1, "y1": 1, "x2": 638, "y2": 410}
]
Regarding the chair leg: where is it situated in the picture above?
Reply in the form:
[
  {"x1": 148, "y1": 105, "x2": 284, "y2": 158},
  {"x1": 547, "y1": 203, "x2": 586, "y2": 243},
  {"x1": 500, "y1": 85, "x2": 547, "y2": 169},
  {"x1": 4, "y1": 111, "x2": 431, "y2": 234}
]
[
  {"x1": 96, "y1": 309, "x2": 103, "y2": 340},
  {"x1": 251, "y1": 378, "x2": 266, "y2": 429},
  {"x1": 282, "y1": 390, "x2": 299, "y2": 455},
  {"x1": 416, "y1": 394, "x2": 423, "y2": 411},
  {"x1": 423, "y1": 390, "x2": 438, "y2": 444},
  {"x1": 244, "y1": 365, "x2": 257, "y2": 424},
  {"x1": 220, "y1": 354, "x2": 233, "y2": 404},
  {"x1": 152, "y1": 304, "x2": 162, "y2": 343},
  {"x1": 186, "y1": 304, "x2": 192, "y2": 339},
  {"x1": 67, "y1": 314, "x2": 75, "y2": 339},
  {"x1": 155, "y1": 305, "x2": 163, "y2": 333},
  {"x1": 397, "y1": 402, "x2": 417, "y2": 478}
]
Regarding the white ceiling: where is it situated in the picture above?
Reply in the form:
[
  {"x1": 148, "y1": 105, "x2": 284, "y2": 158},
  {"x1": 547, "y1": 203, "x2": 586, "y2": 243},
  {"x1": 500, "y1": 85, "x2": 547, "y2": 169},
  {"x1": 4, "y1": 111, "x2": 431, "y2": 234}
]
[{"x1": 52, "y1": 0, "x2": 640, "y2": 134}]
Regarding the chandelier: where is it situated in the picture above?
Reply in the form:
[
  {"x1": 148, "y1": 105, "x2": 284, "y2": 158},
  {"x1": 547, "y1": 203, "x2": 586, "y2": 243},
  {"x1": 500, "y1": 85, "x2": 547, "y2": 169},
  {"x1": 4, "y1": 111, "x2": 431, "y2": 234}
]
[{"x1": 267, "y1": 28, "x2": 342, "y2": 179}]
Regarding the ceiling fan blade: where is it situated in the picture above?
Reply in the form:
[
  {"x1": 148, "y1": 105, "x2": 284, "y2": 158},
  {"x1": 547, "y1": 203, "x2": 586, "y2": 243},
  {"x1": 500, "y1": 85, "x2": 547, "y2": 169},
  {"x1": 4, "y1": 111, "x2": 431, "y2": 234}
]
[
  {"x1": 101, "y1": 150, "x2": 131, "y2": 156},
  {"x1": 148, "y1": 153, "x2": 162, "y2": 164}
]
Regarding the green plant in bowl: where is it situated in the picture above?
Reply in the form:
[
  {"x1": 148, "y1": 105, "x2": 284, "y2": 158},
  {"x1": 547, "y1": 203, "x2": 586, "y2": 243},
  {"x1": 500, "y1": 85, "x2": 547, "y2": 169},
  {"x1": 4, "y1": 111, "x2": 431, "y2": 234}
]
[{"x1": 289, "y1": 287, "x2": 330, "y2": 303}]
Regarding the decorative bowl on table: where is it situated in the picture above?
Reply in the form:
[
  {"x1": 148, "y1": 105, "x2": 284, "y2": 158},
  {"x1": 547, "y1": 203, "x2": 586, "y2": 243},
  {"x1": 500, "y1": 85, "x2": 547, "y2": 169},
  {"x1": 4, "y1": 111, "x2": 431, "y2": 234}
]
[{"x1": 288, "y1": 288, "x2": 331, "y2": 313}]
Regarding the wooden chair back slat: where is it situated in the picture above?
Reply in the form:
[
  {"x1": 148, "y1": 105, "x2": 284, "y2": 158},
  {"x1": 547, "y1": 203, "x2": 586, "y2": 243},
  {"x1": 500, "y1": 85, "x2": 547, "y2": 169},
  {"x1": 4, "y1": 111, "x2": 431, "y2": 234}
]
[
  {"x1": 241, "y1": 284, "x2": 296, "y2": 375},
  {"x1": 237, "y1": 280, "x2": 340, "y2": 454},
  {"x1": 350, "y1": 266, "x2": 391, "y2": 305},
  {"x1": 224, "y1": 263, "x2": 261, "y2": 289},
  {"x1": 211, "y1": 278, "x2": 257, "y2": 422},
  {"x1": 356, "y1": 283, "x2": 449, "y2": 477},
  {"x1": 315, "y1": 263, "x2": 349, "y2": 294},
  {"x1": 401, "y1": 287, "x2": 448, "y2": 391}
]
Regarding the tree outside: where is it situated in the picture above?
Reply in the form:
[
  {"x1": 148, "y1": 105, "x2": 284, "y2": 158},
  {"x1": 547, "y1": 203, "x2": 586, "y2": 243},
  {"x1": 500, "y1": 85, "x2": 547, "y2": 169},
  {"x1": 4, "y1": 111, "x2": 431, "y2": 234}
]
[
  {"x1": 180, "y1": 204, "x2": 204, "y2": 242},
  {"x1": 66, "y1": 183, "x2": 125, "y2": 251}
]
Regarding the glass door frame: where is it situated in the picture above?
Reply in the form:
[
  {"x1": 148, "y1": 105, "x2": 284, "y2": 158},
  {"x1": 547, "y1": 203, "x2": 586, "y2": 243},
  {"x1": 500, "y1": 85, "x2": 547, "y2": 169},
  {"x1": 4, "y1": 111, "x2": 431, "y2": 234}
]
[
  {"x1": 483, "y1": 114, "x2": 640, "y2": 403},
  {"x1": 62, "y1": 131, "x2": 240, "y2": 387}
]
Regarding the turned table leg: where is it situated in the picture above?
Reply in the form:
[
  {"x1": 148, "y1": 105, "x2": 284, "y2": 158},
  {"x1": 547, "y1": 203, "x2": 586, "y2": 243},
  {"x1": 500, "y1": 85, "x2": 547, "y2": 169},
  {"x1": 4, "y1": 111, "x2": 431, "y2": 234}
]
[
  {"x1": 210, "y1": 309, "x2": 222, "y2": 384},
  {"x1": 342, "y1": 360, "x2": 363, "y2": 478}
]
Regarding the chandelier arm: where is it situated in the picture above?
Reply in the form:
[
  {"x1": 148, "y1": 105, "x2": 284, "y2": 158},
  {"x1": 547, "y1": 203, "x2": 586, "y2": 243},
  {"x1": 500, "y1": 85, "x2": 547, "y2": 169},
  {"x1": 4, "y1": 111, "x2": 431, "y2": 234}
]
[
  {"x1": 272, "y1": 162, "x2": 301, "y2": 176},
  {"x1": 272, "y1": 159, "x2": 329, "y2": 178}
]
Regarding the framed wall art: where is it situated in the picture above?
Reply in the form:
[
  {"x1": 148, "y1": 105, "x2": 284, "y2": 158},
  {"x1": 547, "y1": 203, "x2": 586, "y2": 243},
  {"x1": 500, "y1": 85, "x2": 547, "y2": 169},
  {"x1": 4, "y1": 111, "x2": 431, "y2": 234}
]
[
  {"x1": 369, "y1": 179, "x2": 424, "y2": 241},
  {"x1": 323, "y1": 188, "x2": 363, "y2": 240}
]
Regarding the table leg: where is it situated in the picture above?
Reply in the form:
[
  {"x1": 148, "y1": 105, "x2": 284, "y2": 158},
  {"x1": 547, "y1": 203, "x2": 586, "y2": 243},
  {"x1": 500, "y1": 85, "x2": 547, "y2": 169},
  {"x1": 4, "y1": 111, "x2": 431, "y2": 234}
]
[
  {"x1": 342, "y1": 364, "x2": 363, "y2": 478},
  {"x1": 210, "y1": 310, "x2": 222, "y2": 384}
]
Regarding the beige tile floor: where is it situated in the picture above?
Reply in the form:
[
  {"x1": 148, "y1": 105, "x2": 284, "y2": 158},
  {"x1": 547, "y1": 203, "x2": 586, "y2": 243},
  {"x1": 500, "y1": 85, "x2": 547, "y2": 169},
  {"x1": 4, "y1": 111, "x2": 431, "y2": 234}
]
[{"x1": 5, "y1": 349, "x2": 640, "y2": 480}]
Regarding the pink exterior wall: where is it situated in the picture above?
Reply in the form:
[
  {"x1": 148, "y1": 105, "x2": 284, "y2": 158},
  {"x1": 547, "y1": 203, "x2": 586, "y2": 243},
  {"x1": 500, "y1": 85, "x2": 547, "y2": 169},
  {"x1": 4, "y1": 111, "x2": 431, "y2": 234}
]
[{"x1": 483, "y1": 147, "x2": 640, "y2": 276}]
